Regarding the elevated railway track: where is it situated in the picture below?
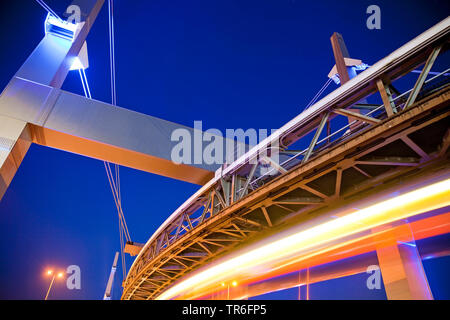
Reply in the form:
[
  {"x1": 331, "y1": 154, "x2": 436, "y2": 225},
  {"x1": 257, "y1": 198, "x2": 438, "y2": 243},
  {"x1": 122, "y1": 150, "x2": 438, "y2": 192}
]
[{"x1": 122, "y1": 18, "x2": 450, "y2": 300}]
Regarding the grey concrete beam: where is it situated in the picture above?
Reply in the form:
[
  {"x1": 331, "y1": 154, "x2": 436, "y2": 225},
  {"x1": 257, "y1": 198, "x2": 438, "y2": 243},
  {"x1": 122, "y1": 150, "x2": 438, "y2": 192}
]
[{"x1": 0, "y1": 77, "x2": 228, "y2": 186}]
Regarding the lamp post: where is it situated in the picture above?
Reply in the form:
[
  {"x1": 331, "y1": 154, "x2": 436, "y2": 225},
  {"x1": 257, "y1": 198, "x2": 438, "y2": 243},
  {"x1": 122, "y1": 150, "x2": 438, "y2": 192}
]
[
  {"x1": 221, "y1": 280, "x2": 238, "y2": 300},
  {"x1": 45, "y1": 269, "x2": 64, "y2": 300}
]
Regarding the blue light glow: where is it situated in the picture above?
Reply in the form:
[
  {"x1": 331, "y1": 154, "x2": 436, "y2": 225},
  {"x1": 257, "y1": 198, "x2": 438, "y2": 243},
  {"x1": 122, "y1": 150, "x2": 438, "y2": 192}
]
[
  {"x1": 44, "y1": 13, "x2": 77, "y2": 42},
  {"x1": 397, "y1": 241, "x2": 417, "y2": 247}
]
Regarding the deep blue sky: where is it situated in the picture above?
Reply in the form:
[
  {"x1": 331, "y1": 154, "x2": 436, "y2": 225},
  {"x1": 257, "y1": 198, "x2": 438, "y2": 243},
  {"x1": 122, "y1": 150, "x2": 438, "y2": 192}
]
[{"x1": 0, "y1": 0, "x2": 449, "y2": 299}]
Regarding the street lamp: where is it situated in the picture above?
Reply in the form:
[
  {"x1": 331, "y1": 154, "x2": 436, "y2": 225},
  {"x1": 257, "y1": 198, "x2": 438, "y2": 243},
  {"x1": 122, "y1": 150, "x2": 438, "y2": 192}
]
[
  {"x1": 44, "y1": 269, "x2": 64, "y2": 300},
  {"x1": 221, "y1": 280, "x2": 238, "y2": 299}
]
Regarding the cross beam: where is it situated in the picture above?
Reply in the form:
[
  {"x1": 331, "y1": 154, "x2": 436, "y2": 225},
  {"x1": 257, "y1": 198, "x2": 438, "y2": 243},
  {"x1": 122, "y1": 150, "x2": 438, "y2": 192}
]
[{"x1": 0, "y1": 77, "x2": 220, "y2": 189}]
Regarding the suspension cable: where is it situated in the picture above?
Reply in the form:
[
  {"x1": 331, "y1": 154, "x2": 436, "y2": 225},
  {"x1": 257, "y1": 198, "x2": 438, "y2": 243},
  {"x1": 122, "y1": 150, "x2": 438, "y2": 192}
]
[
  {"x1": 78, "y1": 69, "x2": 88, "y2": 97},
  {"x1": 108, "y1": 0, "x2": 117, "y2": 107},
  {"x1": 107, "y1": 0, "x2": 128, "y2": 281},
  {"x1": 77, "y1": 61, "x2": 130, "y2": 281},
  {"x1": 35, "y1": 0, "x2": 63, "y2": 21},
  {"x1": 279, "y1": 78, "x2": 333, "y2": 148},
  {"x1": 104, "y1": 162, "x2": 131, "y2": 242},
  {"x1": 304, "y1": 78, "x2": 333, "y2": 110}
]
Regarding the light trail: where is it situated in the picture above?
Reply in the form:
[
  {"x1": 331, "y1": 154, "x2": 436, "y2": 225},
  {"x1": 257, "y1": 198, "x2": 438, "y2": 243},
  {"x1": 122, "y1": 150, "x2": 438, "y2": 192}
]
[{"x1": 156, "y1": 178, "x2": 450, "y2": 300}]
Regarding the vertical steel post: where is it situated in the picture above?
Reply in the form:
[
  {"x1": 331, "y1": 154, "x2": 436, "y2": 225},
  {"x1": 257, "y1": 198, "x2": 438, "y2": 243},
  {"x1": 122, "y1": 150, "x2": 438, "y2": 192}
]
[{"x1": 330, "y1": 32, "x2": 351, "y2": 85}]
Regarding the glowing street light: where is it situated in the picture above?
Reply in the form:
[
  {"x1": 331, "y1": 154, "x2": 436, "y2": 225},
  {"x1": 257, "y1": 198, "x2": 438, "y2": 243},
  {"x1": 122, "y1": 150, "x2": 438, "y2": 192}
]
[
  {"x1": 221, "y1": 281, "x2": 238, "y2": 299},
  {"x1": 44, "y1": 269, "x2": 65, "y2": 300}
]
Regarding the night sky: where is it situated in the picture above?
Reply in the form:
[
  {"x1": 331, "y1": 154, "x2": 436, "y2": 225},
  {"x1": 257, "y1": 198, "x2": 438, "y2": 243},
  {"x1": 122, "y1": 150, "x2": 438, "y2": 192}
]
[{"x1": 0, "y1": 0, "x2": 449, "y2": 300}]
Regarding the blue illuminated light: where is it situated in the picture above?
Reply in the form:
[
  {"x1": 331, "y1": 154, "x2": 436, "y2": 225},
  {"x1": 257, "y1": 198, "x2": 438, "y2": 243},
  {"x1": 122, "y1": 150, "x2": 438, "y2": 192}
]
[
  {"x1": 44, "y1": 13, "x2": 77, "y2": 42},
  {"x1": 70, "y1": 57, "x2": 84, "y2": 70},
  {"x1": 69, "y1": 42, "x2": 89, "y2": 71},
  {"x1": 353, "y1": 63, "x2": 369, "y2": 71},
  {"x1": 397, "y1": 241, "x2": 417, "y2": 247},
  {"x1": 331, "y1": 74, "x2": 340, "y2": 85},
  {"x1": 330, "y1": 63, "x2": 369, "y2": 85}
]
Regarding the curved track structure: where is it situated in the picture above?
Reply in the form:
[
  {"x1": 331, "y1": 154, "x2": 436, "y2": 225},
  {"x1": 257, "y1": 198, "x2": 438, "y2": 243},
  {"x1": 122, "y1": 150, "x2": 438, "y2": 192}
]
[{"x1": 122, "y1": 18, "x2": 450, "y2": 300}]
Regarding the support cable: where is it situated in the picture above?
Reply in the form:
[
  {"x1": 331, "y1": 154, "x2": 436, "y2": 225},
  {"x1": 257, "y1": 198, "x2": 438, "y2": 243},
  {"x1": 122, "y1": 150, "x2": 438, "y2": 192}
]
[
  {"x1": 107, "y1": 0, "x2": 128, "y2": 281},
  {"x1": 104, "y1": 162, "x2": 131, "y2": 242},
  {"x1": 35, "y1": 0, "x2": 63, "y2": 21},
  {"x1": 304, "y1": 78, "x2": 333, "y2": 110},
  {"x1": 78, "y1": 69, "x2": 88, "y2": 97},
  {"x1": 77, "y1": 63, "x2": 129, "y2": 281},
  {"x1": 77, "y1": 70, "x2": 130, "y2": 243},
  {"x1": 278, "y1": 78, "x2": 333, "y2": 155}
]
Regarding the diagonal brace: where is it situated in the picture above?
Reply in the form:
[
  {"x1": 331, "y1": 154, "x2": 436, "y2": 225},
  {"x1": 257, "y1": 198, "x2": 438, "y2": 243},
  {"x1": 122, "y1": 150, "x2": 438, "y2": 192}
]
[
  {"x1": 405, "y1": 45, "x2": 442, "y2": 108},
  {"x1": 302, "y1": 112, "x2": 330, "y2": 163}
]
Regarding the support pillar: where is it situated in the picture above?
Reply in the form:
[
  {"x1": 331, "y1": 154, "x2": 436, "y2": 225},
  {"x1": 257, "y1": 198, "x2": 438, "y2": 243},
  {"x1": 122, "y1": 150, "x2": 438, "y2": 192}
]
[
  {"x1": 374, "y1": 223, "x2": 433, "y2": 300},
  {"x1": 0, "y1": 0, "x2": 104, "y2": 202}
]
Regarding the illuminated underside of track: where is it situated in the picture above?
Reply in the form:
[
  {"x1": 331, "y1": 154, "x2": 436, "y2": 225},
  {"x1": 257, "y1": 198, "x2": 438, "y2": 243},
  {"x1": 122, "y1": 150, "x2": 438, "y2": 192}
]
[
  {"x1": 159, "y1": 179, "x2": 450, "y2": 300},
  {"x1": 122, "y1": 19, "x2": 450, "y2": 300}
]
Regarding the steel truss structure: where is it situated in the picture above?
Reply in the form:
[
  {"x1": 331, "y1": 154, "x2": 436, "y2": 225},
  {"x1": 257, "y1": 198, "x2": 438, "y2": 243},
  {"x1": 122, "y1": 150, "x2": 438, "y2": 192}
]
[
  {"x1": 122, "y1": 20, "x2": 450, "y2": 299},
  {"x1": 0, "y1": 0, "x2": 448, "y2": 301}
]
